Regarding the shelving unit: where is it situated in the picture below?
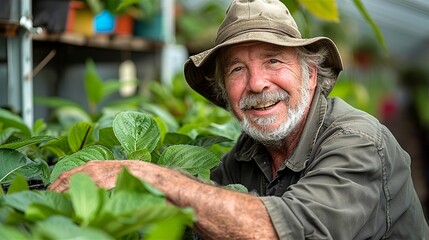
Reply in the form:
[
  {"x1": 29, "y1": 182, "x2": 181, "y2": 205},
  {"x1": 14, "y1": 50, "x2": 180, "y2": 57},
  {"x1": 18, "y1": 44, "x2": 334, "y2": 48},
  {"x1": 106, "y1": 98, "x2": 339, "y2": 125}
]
[
  {"x1": 32, "y1": 33, "x2": 163, "y2": 52},
  {"x1": 1, "y1": 0, "x2": 179, "y2": 127}
]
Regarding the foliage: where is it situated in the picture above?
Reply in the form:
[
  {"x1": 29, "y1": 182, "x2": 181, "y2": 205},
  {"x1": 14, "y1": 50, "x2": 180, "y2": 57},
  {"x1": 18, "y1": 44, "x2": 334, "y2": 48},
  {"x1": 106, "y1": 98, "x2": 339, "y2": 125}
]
[
  {"x1": 0, "y1": 169, "x2": 195, "y2": 239},
  {"x1": 0, "y1": 108, "x2": 234, "y2": 238},
  {"x1": 176, "y1": 0, "x2": 385, "y2": 52},
  {"x1": 0, "y1": 60, "x2": 243, "y2": 238},
  {"x1": 85, "y1": 0, "x2": 159, "y2": 18}
]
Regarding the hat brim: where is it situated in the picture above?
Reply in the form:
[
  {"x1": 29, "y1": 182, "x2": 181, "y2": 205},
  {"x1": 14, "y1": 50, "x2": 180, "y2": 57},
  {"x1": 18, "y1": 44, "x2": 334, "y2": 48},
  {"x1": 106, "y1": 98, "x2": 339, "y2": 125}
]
[{"x1": 184, "y1": 31, "x2": 343, "y2": 108}]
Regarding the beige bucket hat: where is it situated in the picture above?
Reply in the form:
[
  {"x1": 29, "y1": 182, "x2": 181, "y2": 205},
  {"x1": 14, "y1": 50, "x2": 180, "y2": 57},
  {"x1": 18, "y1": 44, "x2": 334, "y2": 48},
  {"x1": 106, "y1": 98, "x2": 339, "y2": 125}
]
[{"x1": 184, "y1": 0, "x2": 343, "y2": 108}]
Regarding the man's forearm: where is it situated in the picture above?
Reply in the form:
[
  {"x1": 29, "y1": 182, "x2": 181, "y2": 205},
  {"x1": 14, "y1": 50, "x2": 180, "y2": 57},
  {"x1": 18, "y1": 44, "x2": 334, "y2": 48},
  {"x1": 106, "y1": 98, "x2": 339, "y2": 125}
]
[{"x1": 128, "y1": 162, "x2": 279, "y2": 239}]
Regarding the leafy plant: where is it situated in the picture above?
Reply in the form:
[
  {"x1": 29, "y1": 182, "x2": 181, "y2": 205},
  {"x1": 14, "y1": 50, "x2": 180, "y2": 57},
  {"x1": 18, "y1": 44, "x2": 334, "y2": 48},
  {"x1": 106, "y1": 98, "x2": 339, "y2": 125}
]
[
  {"x1": 0, "y1": 108, "x2": 238, "y2": 238},
  {"x1": 85, "y1": 0, "x2": 159, "y2": 19},
  {"x1": 1, "y1": 56, "x2": 242, "y2": 238},
  {"x1": 0, "y1": 168, "x2": 195, "y2": 239}
]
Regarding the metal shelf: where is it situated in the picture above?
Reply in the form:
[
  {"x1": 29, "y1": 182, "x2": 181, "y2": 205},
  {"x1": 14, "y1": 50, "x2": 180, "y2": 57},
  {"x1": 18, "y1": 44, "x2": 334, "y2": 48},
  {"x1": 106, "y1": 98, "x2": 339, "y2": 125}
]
[
  {"x1": 2, "y1": 0, "x2": 176, "y2": 128},
  {"x1": 32, "y1": 32, "x2": 163, "y2": 52}
]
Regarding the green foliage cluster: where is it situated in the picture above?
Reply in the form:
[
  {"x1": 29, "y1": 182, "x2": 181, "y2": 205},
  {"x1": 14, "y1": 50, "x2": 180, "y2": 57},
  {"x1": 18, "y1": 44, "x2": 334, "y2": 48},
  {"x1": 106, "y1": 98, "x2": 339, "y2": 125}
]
[{"x1": 0, "y1": 60, "x2": 241, "y2": 239}]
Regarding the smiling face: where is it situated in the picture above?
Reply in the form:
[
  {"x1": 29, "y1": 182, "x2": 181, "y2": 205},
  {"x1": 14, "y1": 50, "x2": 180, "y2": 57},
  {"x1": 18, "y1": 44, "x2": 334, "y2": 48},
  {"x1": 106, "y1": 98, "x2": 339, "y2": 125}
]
[{"x1": 221, "y1": 42, "x2": 317, "y2": 146}]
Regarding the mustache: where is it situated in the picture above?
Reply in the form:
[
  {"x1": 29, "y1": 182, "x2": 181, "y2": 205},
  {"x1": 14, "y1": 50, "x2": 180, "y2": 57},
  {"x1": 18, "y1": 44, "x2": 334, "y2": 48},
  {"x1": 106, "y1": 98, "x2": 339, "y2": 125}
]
[{"x1": 239, "y1": 90, "x2": 290, "y2": 110}]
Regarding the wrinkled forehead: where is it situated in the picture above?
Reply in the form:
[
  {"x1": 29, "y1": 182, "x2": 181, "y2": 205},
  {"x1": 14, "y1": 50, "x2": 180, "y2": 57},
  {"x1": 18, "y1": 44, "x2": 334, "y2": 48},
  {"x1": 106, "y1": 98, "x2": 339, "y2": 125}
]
[{"x1": 219, "y1": 41, "x2": 298, "y2": 61}]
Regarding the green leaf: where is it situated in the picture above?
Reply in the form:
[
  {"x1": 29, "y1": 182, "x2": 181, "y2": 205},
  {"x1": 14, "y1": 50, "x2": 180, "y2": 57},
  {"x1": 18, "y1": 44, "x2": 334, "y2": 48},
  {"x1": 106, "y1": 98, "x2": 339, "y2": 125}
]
[
  {"x1": 25, "y1": 191, "x2": 73, "y2": 221},
  {"x1": 163, "y1": 133, "x2": 193, "y2": 146},
  {"x1": 6, "y1": 175, "x2": 29, "y2": 194},
  {"x1": 0, "y1": 108, "x2": 31, "y2": 138},
  {"x1": 50, "y1": 145, "x2": 114, "y2": 183},
  {"x1": 97, "y1": 127, "x2": 120, "y2": 148},
  {"x1": 0, "y1": 149, "x2": 32, "y2": 182},
  {"x1": 33, "y1": 215, "x2": 114, "y2": 240},
  {"x1": 0, "y1": 136, "x2": 55, "y2": 150},
  {"x1": 158, "y1": 145, "x2": 220, "y2": 179},
  {"x1": 0, "y1": 225, "x2": 30, "y2": 239},
  {"x1": 191, "y1": 135, "x2": 233, "y2": 149},
  {"x1": 224, "y1": 184, "x2": 249, "y2": 193},
  {"x1": 32, "y1": 118, "x2": 47, "y2": 135},
  {"x1": 141, "y1": 103, "x2": 180, "y2": 132},
  {"x1": 2, "y1": 191, "x2": 46, "y2": 212},
  {"x1": 34, "y1": 96, "x2": 84, "y2": 111},
  {"x1": 68, "y1": 122, "x2": 94, "y2": 153},
  {"x1": 3, "y1": 190, "x2": 72, "y2": 218},
  {"x1": 42, "y1": 136, "x2": 69, "y2": 158},
  {"x1": 128, "y1": 149, "x2": 152, "y2": 162},
  {"x1": 144, "y1": 209, "x2": 195, "y2": 240},
  {"x1": 56, "y1": 107, "x2": 92, "y2": 127},
  {"x1": 113, "y1": 111, "x2": 160, "y2": 155},
  {"x1": 0, "y1": 127, "x2": 19, "y2": 145},
  {"x1": 352, "y1": 0, "x2": 387, "y2": 51},
  {"x1": 298, "y1": 0, "x2": 339, "y2": 22},
  {"x1": 85, "y1": 59, "x2": 104, "y2": 110},
  {"x1": 69, "y1": 173, "x2": 104, "y2": 226},
  {"x1": 115, "y1": 168, "x2": 164, "y2": 197}
]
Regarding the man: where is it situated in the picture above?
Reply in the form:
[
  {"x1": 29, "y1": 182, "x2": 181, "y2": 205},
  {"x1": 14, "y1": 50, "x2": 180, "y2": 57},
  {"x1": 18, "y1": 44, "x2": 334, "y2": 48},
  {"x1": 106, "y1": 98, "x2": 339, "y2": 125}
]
[{"x1": 50, "y1": 0, "x2": 429, "y2": 239}]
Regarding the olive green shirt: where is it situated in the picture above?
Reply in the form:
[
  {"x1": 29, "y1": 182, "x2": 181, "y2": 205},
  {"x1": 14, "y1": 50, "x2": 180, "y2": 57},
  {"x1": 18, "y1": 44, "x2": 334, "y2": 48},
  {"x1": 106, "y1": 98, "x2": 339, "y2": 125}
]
[{"x1": 211, "y1": 89, "x2": 429, "y2": 239}]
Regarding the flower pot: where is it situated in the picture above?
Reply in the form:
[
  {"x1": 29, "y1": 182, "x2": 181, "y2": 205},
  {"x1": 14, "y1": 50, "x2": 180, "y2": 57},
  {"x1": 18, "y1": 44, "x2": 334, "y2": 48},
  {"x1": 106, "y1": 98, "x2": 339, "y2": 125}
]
[
  {"x1": 66, "y1": 1, "x2": 93, "y2": 36},
  {"x1": 115, "y1": 14, "x2": 134, "y2": 36}
]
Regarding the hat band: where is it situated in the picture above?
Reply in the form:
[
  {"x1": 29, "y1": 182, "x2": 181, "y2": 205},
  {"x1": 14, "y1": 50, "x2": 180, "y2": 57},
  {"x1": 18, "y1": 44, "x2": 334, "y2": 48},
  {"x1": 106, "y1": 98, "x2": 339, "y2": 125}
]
[{"x1": 216, "y1": 19, "x2": 302, "y2": 44}]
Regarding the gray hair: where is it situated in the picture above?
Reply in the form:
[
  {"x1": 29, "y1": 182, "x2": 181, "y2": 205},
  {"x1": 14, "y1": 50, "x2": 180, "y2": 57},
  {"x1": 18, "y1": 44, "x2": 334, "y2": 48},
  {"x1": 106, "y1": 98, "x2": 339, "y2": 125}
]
[{"x1": 207, "y1": 46, "x2": 336, "y2": 105}]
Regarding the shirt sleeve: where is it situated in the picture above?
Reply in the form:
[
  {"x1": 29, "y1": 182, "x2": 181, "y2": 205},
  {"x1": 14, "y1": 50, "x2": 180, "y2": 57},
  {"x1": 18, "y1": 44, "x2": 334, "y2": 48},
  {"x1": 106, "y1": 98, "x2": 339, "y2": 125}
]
[{"x1": 260, "y1": 132, "x2": 385, "y2": 240}]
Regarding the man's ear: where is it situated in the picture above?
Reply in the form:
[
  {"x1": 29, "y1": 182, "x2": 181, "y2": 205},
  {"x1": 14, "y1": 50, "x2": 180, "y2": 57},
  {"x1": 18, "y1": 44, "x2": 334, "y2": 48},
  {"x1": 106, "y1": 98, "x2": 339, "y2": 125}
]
[{"x1": 309, "y1": 66, "x2": 318, "y2": 89}]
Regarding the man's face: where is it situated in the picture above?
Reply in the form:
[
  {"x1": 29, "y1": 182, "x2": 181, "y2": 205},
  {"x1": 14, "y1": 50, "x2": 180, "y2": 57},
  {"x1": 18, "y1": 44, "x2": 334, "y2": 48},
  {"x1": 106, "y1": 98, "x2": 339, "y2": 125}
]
[{"x1": 222, "y1": 42, "x2": 316, "y2": 145}]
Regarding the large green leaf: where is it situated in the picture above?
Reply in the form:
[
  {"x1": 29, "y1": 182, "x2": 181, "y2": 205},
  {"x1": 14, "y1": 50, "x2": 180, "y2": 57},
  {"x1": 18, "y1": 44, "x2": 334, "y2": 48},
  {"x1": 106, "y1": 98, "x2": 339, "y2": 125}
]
[
  {"x1": 68, "y1": 122, "x2": 94, "y2": 153},
  {"x1": 113, "y1": 111, "x2": 160, "y2": 155},
  {"x1": 0, "y1": 136, "x2": 55, "y2": 150},
  {"x1": 69, "y1": 173, "x2": 104, "y2": 226},
  {"x1": 33, "y1": 215, "x2": 114, "y2": 240},
  {"x1": 158, "y1": 145, "x2": 220, "y2": 179},
  {"x1": 0, "y1": 149, "x2": 32, "y2": 182},
  {"x1": 49, "y1": 145, "x2": 114, "y2": 183},
  {"x1": 0, "y1": 108, "x2": 31, "y2": 138},
  {"x1": 298, "y1": 0, "x2": 339, "y2": 22}
]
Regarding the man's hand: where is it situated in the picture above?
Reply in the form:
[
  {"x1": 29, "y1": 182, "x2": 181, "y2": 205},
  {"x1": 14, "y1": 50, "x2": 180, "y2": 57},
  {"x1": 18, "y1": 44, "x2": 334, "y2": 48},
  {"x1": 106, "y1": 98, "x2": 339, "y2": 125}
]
[{"x1": 48, "y1": 160, "x2": 142, "y2": 192}]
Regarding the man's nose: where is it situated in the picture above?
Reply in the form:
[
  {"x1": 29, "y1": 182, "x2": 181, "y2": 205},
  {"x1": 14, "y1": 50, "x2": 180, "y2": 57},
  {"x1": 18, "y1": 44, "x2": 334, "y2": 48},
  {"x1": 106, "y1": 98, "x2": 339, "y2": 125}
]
[{"x1": 247, "y1": 68, "x2": 270, "y2": 93}]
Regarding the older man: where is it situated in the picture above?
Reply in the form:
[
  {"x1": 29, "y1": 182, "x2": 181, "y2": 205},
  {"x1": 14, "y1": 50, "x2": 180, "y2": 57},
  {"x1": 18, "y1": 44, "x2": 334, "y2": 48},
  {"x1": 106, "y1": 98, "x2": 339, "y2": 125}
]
[{"x1": 50, "y1": 0, "x2": 429, "y2": 239}]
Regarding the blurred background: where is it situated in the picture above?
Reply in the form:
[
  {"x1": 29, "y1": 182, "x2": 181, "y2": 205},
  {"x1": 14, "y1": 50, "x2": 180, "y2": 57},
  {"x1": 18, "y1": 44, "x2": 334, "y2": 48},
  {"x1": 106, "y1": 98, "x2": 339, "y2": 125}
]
[{"x1": 0, "y1": 0, "x2": 428, "y2": 220}]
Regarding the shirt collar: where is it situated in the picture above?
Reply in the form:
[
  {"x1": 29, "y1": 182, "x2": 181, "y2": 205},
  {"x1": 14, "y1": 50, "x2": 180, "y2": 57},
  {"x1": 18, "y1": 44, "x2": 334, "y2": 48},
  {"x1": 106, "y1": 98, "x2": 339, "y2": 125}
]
[{"x1": 285, "y1": 87, "x2": 327, "y2": 171}]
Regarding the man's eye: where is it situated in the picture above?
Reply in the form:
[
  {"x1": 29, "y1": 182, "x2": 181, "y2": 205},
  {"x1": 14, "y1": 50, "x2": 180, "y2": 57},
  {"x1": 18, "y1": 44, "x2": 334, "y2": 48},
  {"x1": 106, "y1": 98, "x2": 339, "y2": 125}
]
[
  {"x1": 232, "y1": 66, "x2": 242, "y2": 73},
  {"x1": 269, "y1": 59, "x2": 279, "y2": 64}
]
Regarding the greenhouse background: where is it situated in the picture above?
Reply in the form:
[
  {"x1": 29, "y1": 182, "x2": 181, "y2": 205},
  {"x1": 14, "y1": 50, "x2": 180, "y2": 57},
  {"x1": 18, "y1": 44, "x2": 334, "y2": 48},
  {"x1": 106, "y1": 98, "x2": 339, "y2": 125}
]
[{"x1": 0, "y1": 0, "x2": 428, "y2": 222}]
